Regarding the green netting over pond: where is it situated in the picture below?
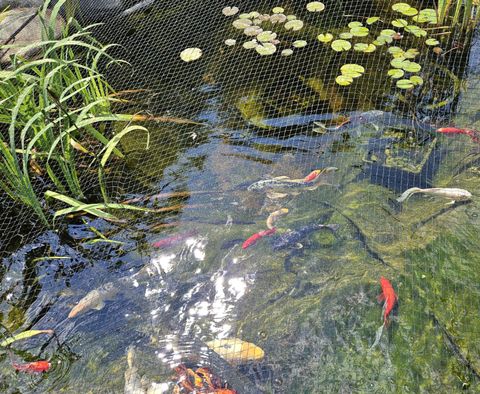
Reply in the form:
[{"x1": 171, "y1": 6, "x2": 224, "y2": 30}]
[{"x1": 0, "y1": 0, "x2": 480, "y2": 392}]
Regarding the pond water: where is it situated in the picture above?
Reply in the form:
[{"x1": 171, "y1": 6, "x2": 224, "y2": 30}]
[{"x1": 1, "y1": 1, "x2": 480, "y2": 393}]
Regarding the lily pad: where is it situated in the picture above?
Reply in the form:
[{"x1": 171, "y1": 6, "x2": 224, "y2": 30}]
[
  {"x1": 380, "y1": 29, "x2": 396, "y2": 37},
  {"x1": 257, "y1": 31, "x2": 277, "y2": 42},
  {"x1": 405, "y1": 24, "x2": 427, "y2": 37},
  {"x1": 402, "y1": 61, "x2": 421, "y2": 72},
  {"x1": 366, "y1": 16, "x2": 380, "y2": 24},
  {"x1": 293, "y1": 40, "x2": 308, "y2": 48},
  {"x1": 341, "y1": 63, "x2": 365, "y2": 75},
  {"x1": 388, "y1": 46, "x2": 404, "y2": 55},
  {"x1": 403, "y1": 7, "x2": 418, "y2": 16},
  {"x1": 255, "y1": 42, "x2": 277, "y2": 55},
  {"x1": 392, "y1": 3, "x2": 411, "y2": 12},
  {"x1": 281, "y1": 49, "x2": 294, "y2": 56},
  {"x1": 306, "y1": 1, "x2": 325, "y2": 12},
  {"x1": 391, "y1": 58, "x2": 407, "y2": 68},
  {"x1": 248, "y1": 11, "x2": 260, "y2": 18},
  {"x1": 335, "y1": 75, "x2": 353, "y2": 86},
  {"x1": 388, "y1": 69, "x2": 405, "y2": 78},
  {"x1": 222, "y1": 6, "x2": 239, "y2": 16},
  {"x1": 363, "y1": 43, "x2": 376, "y2": 52},
  {"x1": 244, "y1": 26, "x2": 262, "y2": 36},
  {"x1": 270, "y1": 14, "x2": 287, "y2": 23},
  {"x1": 348, "y1": 21, "x2": 363, "y2": 28},
  {"x1": 239, "y1": 13, "x2": 251, "y2": 19},
  {"x1": 339, "y1": 32, "x2": 353, "y2": 39},
  {"x1": 243, "y1": 40, "x2": 258, "y2": 49},
  {"x1": 350, "y1": 26, "x2": 369, "y2": 37},
  {"x1": 354, "y1": 43, "x2": 368, "y2": 51},
  {"x1": 224, "y1": 39, "x2": 236, "y2": 46},
  {"x1": 233, "y1": 18, "x2": 252, "y2": 29},
  {"x1": 392, "y1": 18, "x2": 408, "y2": 27},
  {"x1": 413, "y1": 8, "x2": 437, "y2": 23},
  {"x1": 425, "y1": 38, "x2": 440, "y2": 46},
  {"x1": 272, "y1": 6, "x2": 284, "y2": 13},
  {"x1": 286, "y1": 14, "x2": 297, "y2": 20},
  {"x1": 409, "y1": 75, "x2": 424, "y2": 85},
  {"x1": 331, "y1": 39, "x2": 351, "y2": 52},
  {"x1": 180, "y1": 47, "x2": 202, "y2": 62},
  {"x1": 285, "y1": 19, "x2": 304, "y2": 31},
  {"x1": 396, "y1": 78, "x2": 414, "y2": 89},
  {"x1": 317, "y1": 33, "x2": 333, "y2": 43}
]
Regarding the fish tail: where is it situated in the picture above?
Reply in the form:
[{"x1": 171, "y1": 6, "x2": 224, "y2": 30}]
[
  {"x1": 370, "y1": 324, "x2": 385, "y2": 349},
  {"x1": 397, "y1": 187, "x2": 422, "y2": 203}
]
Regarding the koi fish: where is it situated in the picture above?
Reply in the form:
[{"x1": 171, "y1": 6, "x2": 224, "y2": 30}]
[
  {"x1": 436, "y1": 127, "x2": 480, "y2": 143},
  {"x1": 378, "y1": 276, "x2": 397, "y2": 325},
  {"x1": 242, "y1": 228, "x2": 276, "y2": 249},
  {"x1": 13, "y1": 360, "x2": 51, "y2": 373},
  {"x1": 397, "y1": 187, "x2": 472, "y2": 203},
  {"x1": 206, "y1": 338, "x2": 265, "y2": 363},
  {"x1": 266, "y1": 208, "x2": 289, "y2": 229},
  {"x1": 68, "y1": 282, "x2": 119, "y2": 318},
  {"x1": 271, "y1": 223, "x2": 339, "y2": 251},
  {"x1": 152, "y1": 230, "x2": 197, "y2": 248}
]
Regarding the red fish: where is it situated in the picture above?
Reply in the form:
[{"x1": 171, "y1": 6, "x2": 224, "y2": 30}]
[
  {"x1": 13, "y1": 360, "x2": 51, "y2": 373},
  {"x1": 378, "y1": 276, "x2": 397, "y2": 325},
  {"x1": 152, "y1": 230, "x2": 197, "y2": 248},
  {"x1": 303, "y1": 170, "x2": 321, "y2": 182},
  {"x1": 242, "y1": 228, "x2": 276, "y2": 249},
  {"x1": 436, "y1": 127, "x2": 480, "y2": 143}
]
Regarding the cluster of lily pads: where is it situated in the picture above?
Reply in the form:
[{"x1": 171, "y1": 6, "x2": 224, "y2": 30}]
[{"x1": 221, "y1": 2, "x2": 324, "y2": 57}]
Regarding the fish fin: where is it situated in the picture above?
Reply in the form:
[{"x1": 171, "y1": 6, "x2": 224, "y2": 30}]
[
  {"x1": 397, "y1": 187, "x2": 422, "y2": 203},
  {"x1": 93, "y1": 301, "x2": 105, "y2": 310},
  {"x1": 370, "y1": 324, "x2": 385, "y2": 349},
  {"x1": 267, "y1": 191, "x2": 288, "y2": 199},
  {"x1": 446, "y1": 200, "x2": 456, "y2": 205},
  {"x1": 377, "y1": 293, "x2": 385, "y2": 302}
]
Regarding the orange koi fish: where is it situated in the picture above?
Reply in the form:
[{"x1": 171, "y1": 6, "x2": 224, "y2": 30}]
[
  {"x1": 242, "y1": 228, "x2": 276, "y2": 249},
  {"x1": 13, "y1": 360, "x2": 51, "y2": 373},
  {"x1": 436, "y1": 127, "x2": 480, "y2": 143},
  {"x1": 152, "y1": 230, "x2": 197, "y2": 248},
  {"x1": 378, "y1": 276, "x2": 397, "y2": 325}
]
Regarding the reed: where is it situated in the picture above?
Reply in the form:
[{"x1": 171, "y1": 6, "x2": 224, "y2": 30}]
[
  {"x1": 0, "y1": 0, "x2": 149, "y2": 225},
  {"x1": 437, "y1": 0, "x2": 480, "y2": 32}
]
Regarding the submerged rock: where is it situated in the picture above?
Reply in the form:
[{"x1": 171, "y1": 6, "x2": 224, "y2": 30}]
[{"x1": 0, "y1": 7, "x2": 65, "y2": 64}]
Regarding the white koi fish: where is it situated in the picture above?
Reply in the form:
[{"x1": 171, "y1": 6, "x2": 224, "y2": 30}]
[{"x1": 397, "y1": 187, "x2": 472, "y2": 203}]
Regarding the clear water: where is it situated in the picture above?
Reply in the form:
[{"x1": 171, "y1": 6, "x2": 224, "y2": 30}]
[{"x1": 1, "y1": 1, "x2": 480, "y2": 393}]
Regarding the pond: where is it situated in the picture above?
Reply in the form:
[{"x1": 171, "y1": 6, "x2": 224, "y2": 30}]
[{"x1": 1, "y1": 0, "x2": 480, "y2": 392}]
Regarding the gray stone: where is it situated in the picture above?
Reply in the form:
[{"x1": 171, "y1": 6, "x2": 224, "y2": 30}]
[{"x1": 0, "y1": 8, "x2": 65, "y2": 64}]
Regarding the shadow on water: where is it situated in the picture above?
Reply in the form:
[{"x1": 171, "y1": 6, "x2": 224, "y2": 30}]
[{"x1": 2, "y1": 0, "x2": 480, "y2": 392}]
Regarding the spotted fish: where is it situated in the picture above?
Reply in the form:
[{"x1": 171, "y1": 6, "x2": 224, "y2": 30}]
[{"x1": 272, "y1": 223, "x2": 339, "y2": 250}]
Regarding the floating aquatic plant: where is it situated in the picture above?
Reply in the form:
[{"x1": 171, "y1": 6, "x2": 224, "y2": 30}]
[
  {"x1": 281, "y1": 49, "x2": 293, "y2": 56},
  {"x1": 350, "y1": 26, "x2": 369, "y2": 37},
  {"x1": 233, "y1": 18, "x2": 252, "y2": 29},
  {"x1": 272, "y1": 6, "x2": 284, "y2": 13},
  {"x1": 404, "y1": 24, "x2": 427, "y2": 37},
  {"x1": 388, "y1": 68, "x2": 405, "y2": 78},
  {"x1": 409, "y1": 75, "x2": 423, "y2": 85},
  {"x1": 255, "y1": 42, "x2": 277, "y2": 55},
  {"x1": 317, "y1": 33, "x2": 333, "y2": 42},
  {"x1": 348, "y1": 21, "x2": 363, "y2": 28},
  {"x1": 366, "y1": 16, "x2": 380, "y2": 24},
  {"x1": 222, "y1": 6, "x2": 239, "y2": 16},
  {"x1": 335, "y1": 75, "x2": 353, "y2": 86},
  {"x1": 340, "y1": 64, "x2": 365, "y2": 78},
  {"x1": 180, "y1": 47, "x2": 202, "y2": 62},
  {"x1": 392, "y1": 2, "x2": 418, "y2": 16},
  {"x1": 354, "y1": 43, "x2": 376, "y2": 52},
  {"x1": 293, "y1": 40, "x2": 308, "y2": 48},
  {"x1": 284, "y1": 19, "x2": 303, "y2": 30},
  {"x1": 425, "y1": 38, "x2": 440, "y2": 46},
  {"x1": 225, "y1": 39, "x2": 236, "y2": 46},
  {"x1": 339, "y1": 32, "x2": 353, "y2": 39},
  {"x1": 239, "y1": 13, "x2": 250, "y2": 19},
  {"x1": 331, "y1": 39, "x2": 351, "y2": 51},
  {"x1": 286, "y1": 15, "x2": 297, "y2": 21},
  {"x1": 396, "y1": 78, "x2": 414, "y2": 89},
  {"x1": 412, "y1": 8, "x2": 437, "y2": 24},
  {"x1": 249, "y1": 11, "x2": 260, "y2": 18},
  {"x1": 306, "y1": 1, "x2": 325, "y2": 12},
  {"x1": 244, "y1": 26, "x2": 262, "y2": 36},
  {"x1": 392, "y1": 18, "x2": 408, "y2": 27},
  {"x1": 243, "y1": 40, "x2": 258, "y2": 49},
  {"x1": 257, "y1": 31, "x2": 277, "y2": 42},
  {"x1": 270, "y1": 13, "x2": 286, "y2": 23}
]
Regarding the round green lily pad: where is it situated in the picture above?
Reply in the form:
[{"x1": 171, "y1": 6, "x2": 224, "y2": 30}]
[
  {"x1": 331, "y1": 39, "x2": 351, "y2": 52},
  {"x1": 380, "y1": 29, "x2": 396, "y2": 36},
  {"x1": 293, "y1": 40, "x2": 308, "y2": 48},
  {"x1": 396, "y1": 79, "x2": 414, "y2": 89},
  {"x1": 281, "y1": 48, "x2": 294, "y2": 56},
  {"x1": 272, "y1": 6, "x2": 284, "y2": 13},
  {"x1": 404, "y1": 48, "x2": 419, "y2": 58},
  {"x1": 285, "y1": 19, "x2": 304, "y2": 31},
  {"x1": 286, "y1": 14, "x2": 297, "y2": 20},
  {"x1": 306, "y1": 1, "x2": 325, "y2": 12},
  {"x1": 317, "y1": 33, "x2": 333, "y2": 43},
  {"x1": 257, "y1": 31, "x2": 277, "y2": 42},
  {"x1": 243, "y1": 40, "x2": 258, "y2": 49},
  {"x1": 391, "y1": 58, "x2": 406, "y2": 68},
  {"x1": 348, "y1": 21, "x2": 363, "y2": 28},
  {"x1": 388, "y1": 46, "x2": 404, "y2": 55},
  {"x1": 425, "y1": 38, "x2": 440, "y2": 46},
  {"x1": 233, "y1": 18, "x2": 252, "y2": 29},
  {"x1": 402, "y1": 61, "x2": 421, "y2": 72},
  {"x1": 392, "y1": 18, "x2": 408, "y2": 27},
  {"x1": 180, "y1": 47, "x2": 203, "y2": 62},
  {"x1": 367, "y1": 16, "x2": 380, "y2": 24},
  {"x1": 336, "y1": 75, "x2": 353, "y2": 86},
  {"x1": 350, "y1": 26, "x2": 369, "y2": 37},
  {"x1": 409, "y1": 75, "x2": 424, "y2": 85},
  {"x1": 239, "y1": 13, "x2": 251, "y2": 19},
  {"x1": 341, "y1": 63, "x2": 365, "y2": 74},
  {"x1": 363, "y1": 43, "x2": 376, "y2": 52},
  {"x1": 270, "y1": 14, "x2": 287, "y2": 23},
  {"x1": 255, "y1": 42, "x2": 277, "y2": 55},
  {"x1": 405, "y1": 25, "x2": 427, "y2": 37},
  {"x1": 224, "y1": 39, "x2": 236, "y2": 46},
  {"x1": 392, "y1": 3, "x2": 411, "y2": 12},
  {"x1": 402, "y1": 7, "x2": 418, "y2": 16},
  {"x1": 388, "y1": 69, "x2": 404, "y2": 78},
  {"x1": 248, "y1": 11, "x2": 260, "y2": 18},
  {"x1": 222, "y1": 6, "x2": 239, "y2": 16},
  {"x1": 413, "y1": 8, "x2": 437, "y2": 23},
  {"x1": 354, "y1": 43, "x2": 368, "y2": 51},
  {"x1": 340, "y1": 32, "x2": 354, "y2": 39}
]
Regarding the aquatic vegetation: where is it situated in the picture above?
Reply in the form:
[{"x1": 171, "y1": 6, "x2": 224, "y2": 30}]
[
  {"x1": 284, "y1": 19, "x2": 304, "y2": 31},
  {"x1": 255, "y1": 42, "x2": 277, "y2": 55},
  {"x1": 317, "y1": 33, "x2": 333, "y2": 43},
  {"x1": 292, "y1": 40, "x2": 308, "y2": 48},
  {"x1": 224, "y1": 39, "x2": 236, "y2": 46},
  {"x1": 272, "y1": 7, "x2": 284, "y2": 14},
  {"x1": 281, "y1": 48, "x2": 293, "y2": 56},
  {"x1": 306, "y1": 2, "x2": 325, "y2": 12},
  {"x1": 336, "y1": 64, "x2": 365, "y2": 85},
  {"x1": 180, "y1": 47, "x2": 203, "y2": 62},
  {"x1": 331, "y1": 39, "x2": 351, "y2": 52},
  {"x1": 222, "y1": 6, "x2": 239, "y2": 16},
  {"x1": 0, "y1": 329, "x2": 54, "y2": 347}
]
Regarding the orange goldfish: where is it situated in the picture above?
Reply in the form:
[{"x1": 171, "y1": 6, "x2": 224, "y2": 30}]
[{"x1": 378, "y1": 276, "x2": 397, "y2": 325}]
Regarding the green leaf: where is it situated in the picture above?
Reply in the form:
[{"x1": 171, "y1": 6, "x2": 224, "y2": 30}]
[
  {"x1": 396, "y1": 79, "x2": 414, "y2": 89},
  {"x1": 425, "y1": 38, "x2": 440, "y2": 46},
  {"x1": 306, "y1": 1, "x2": 325, "y2": 12},
  {"x1": 391, "y1": 58, "x2": 407, "y2": 68},
  {"x1": 255, "y1": 42, "x2": 277, "y2": 55},
  {"x1": 341, "y1": 63, "x2": 365, "y2": 75},
  {"x1": 350, "y1": 26, "x2": 369, "y2": 37},
  {"x1": 331, "y1": 39, "x2": 351, "y2": 52},
  {"x1": 380, "y1": 29, "x2": 396, "y2": 37},
  {"x1": 388, "y1": 69, "x2": 405, "y2": 79},
  {"x1": 281, "y1": 49, "x2": 294, "y2": 56},
  {"x1": 0, "y1": 330, "x2": 54, "y2": 347},
  {"x1": 404, "y1": 48, "x2": 419, "y2": 58},
  {"x1": 354, "y1": 43, "x2": 368, "y2": 51},
  {"x1": 285, "y1": 19, "x2": 304, "y2": 31},
  {"x1": 402, "y1": 7, "x2": 418, "y2": 16},
  {"x1": 409, "y1": 75, "x2": 424, "y2": 85},
  {"x1": 272, "y1": 7, "x2": 284, "y2": 13},
  {"x1": 388, "y1": 46, "x2": 404, "y2": 55},
  {"x1": 232, "y1": 18, "x2": 252, "y2": 29},
  {"x1": 392, "y1": 18, "x2": 408, "y2": 27},
  {"x1": 317, "y1": 33, "x2": 333, "y2": 43},
  {"x1": 402, "y1": 61, "x2": 421, "y2": 72},
  {"x1": 243, "y1": 40, "x2": 258, "y2": 49},
  {"x1": 335, "y1": 75, "x2": 353, "y2": 86},
  {"x1": 257, "y1": 31, "x2": 277, "y2": 42},
  {"x1": 405, "y1": 25, "x2": 427, "y2": 37},
  {"x1": 366, "y1": 17, "x2": 380, "y2": 25},
  {"x1": 293, "y1": 40, "x2": 308, "y2": 48},
  {"x1": 340, "y1": 32, "x2": 353, "y2": 39},
  {"x1": 392, "y1": 3, "x2": 411, "y2": 12},
  {"x1": 364, "y1": 43, "x2": 377, "y2": 52},
  {"x1": 348, "y1": 21, "x2": 363, "y2": 28}
]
